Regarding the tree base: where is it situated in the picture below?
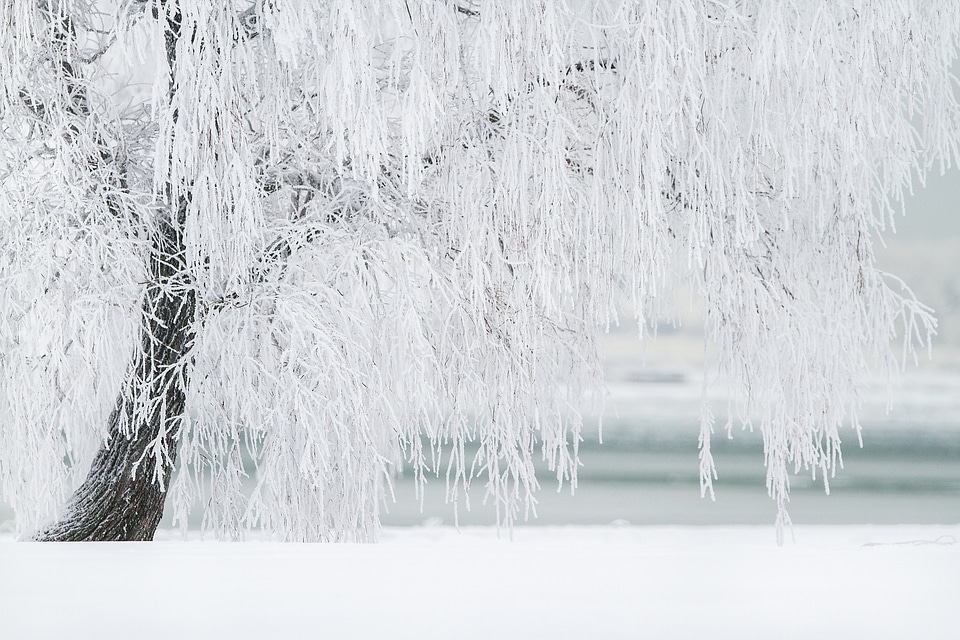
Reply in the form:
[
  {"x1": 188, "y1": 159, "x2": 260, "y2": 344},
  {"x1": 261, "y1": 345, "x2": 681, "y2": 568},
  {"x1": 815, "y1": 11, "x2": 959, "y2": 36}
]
[{"x1": 34, "y1": 426, "x2": 175, "y2": 542}]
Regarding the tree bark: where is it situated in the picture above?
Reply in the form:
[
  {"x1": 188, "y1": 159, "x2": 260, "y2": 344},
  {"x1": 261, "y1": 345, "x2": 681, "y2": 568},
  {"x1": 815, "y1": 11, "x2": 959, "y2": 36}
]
[
  {"x1": 31, "y1": 0, "x2": 195, "y2": 543},
  {"x1": 35, "y1": 209, "x2": 195, "y2": 541}
]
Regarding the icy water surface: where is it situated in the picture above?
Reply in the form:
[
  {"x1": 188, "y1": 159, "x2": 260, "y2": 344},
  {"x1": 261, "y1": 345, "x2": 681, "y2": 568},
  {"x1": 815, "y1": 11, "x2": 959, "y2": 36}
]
[
  {"x1": 382, "y1": 423, "x2": 960, "y2": 526},
  {"x1": 382, "y1": 370, "x2": 960, "y2": 527}
]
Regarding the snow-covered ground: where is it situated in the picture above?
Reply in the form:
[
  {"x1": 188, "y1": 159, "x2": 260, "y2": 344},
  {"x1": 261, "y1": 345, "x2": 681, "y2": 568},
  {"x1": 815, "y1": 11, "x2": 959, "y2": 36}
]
[{"x1": 1, "y1": 525, "x2": 957, "y2": 639}]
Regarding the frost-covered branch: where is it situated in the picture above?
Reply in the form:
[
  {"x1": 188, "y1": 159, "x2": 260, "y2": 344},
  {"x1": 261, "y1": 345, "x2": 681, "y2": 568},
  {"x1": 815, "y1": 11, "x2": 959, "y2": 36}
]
[{"x1": 14, "y1": 1, "x2": 134, "y2": 225}]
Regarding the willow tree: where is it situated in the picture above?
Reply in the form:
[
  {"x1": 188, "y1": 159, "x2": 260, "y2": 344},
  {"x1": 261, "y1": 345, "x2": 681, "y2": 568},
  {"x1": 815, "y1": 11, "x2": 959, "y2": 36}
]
[{"x1": 0, "y1": 0, "x2": 957, "y2": 542}]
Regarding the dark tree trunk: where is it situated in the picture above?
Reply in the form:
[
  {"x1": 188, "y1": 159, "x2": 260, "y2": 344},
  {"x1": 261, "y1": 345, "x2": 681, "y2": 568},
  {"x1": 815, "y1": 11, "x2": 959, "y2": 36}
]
[
  {"x1": 35, "y1": 210, "x2": 195, "y2": 541},
  {"x1": 32, "y1": 0, "x2": 194, "y2": 543}
]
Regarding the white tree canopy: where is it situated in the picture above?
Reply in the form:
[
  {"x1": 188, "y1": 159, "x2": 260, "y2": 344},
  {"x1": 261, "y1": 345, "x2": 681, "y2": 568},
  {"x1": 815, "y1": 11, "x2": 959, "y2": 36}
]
[{"x1": 1, "y1": 0, "x2": 958, "y2": 541}]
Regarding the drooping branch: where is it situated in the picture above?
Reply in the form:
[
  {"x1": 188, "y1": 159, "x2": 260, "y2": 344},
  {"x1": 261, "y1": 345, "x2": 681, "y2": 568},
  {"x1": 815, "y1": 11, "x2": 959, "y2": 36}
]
[
  {"x1": 24, "y1": 2, "x2": 133, "y2": 225},
  {"x1": 146, "y1": 1, "x2": 263, "y2": 47},
  {"x1": 206, "y1": 218, "x2": 327, "y2": 313}
]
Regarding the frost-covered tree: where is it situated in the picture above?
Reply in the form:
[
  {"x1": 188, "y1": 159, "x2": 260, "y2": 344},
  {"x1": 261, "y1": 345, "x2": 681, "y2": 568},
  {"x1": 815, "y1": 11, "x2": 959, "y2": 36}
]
[{"x1": 1, "y1": 0, "x2": 958, "y2": 542}]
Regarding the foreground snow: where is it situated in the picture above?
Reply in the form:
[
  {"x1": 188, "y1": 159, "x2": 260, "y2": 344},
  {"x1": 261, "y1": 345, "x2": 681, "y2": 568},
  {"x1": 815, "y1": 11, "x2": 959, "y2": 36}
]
[{"x1": 1, "y1": 525, "x2": 957, "y2": 639}]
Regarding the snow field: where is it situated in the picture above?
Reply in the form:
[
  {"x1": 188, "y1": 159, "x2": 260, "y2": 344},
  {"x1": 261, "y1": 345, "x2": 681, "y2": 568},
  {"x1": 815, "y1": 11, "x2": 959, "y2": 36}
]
[{"x1": 1, "y1": 525, "x2": 957, "y2": 639}]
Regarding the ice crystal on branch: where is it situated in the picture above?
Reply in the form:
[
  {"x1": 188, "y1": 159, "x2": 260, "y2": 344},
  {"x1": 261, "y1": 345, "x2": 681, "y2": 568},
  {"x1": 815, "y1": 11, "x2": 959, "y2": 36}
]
[{"x1": 1, "y1": 0, "x2": 957, "y2": 541}]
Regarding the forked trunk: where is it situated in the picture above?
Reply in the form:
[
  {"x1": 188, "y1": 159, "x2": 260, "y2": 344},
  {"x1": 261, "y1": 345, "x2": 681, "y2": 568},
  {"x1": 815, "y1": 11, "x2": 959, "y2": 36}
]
[{"x1": 36, "y1": 213, "x2": 195, "y2": 541}]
